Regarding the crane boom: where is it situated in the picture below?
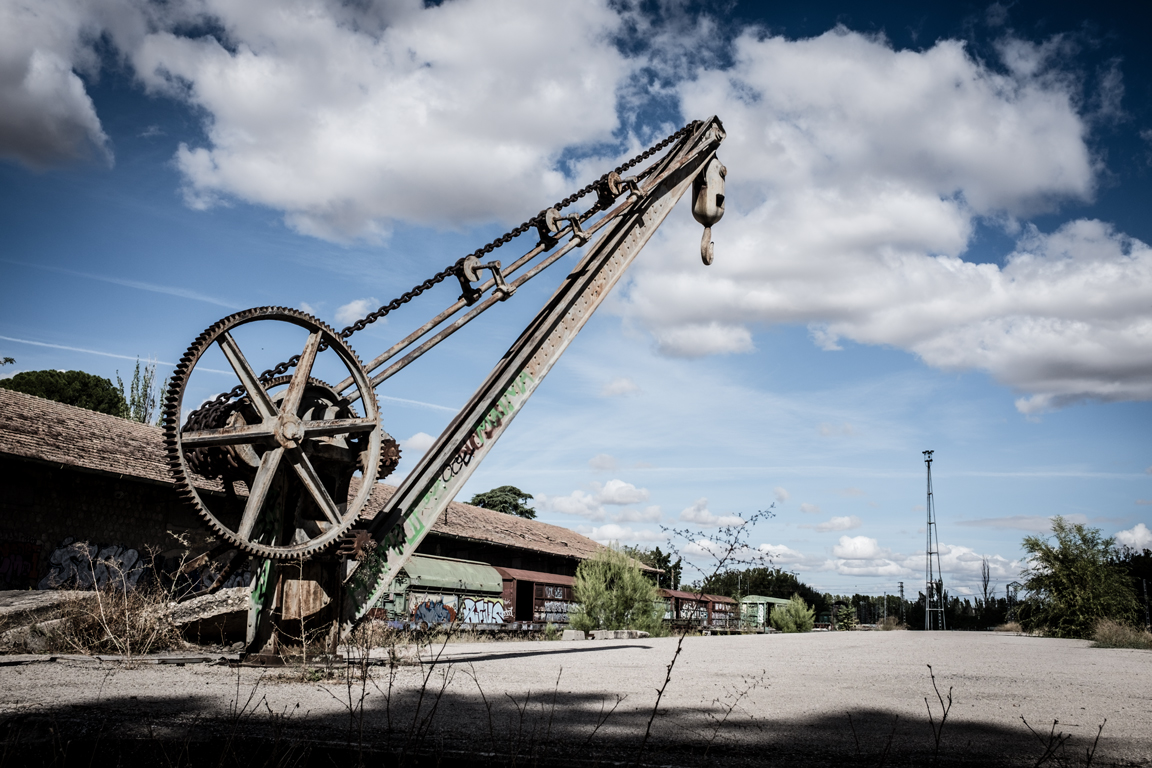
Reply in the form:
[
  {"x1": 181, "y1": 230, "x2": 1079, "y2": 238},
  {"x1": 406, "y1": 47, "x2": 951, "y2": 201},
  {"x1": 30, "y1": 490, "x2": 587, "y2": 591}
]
[{"x1": 341, "y1": 117, "x2": 726, "y2": 626}]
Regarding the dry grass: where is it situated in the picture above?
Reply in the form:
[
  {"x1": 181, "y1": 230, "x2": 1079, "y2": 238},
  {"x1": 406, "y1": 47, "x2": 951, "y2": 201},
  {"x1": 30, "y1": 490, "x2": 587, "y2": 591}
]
[
  {"x1": 42, "y1": 582, "x2": 186, "y2": 657},
  {"x1": 1091, "y1": 619, "x2": 1152, "y2": 650},
  {"x1": 876, "y1": 616, "x2": 906, "y2": 631},
  {"x1": 994, "y1": 621, "x2": 1023, "y2": 633}
]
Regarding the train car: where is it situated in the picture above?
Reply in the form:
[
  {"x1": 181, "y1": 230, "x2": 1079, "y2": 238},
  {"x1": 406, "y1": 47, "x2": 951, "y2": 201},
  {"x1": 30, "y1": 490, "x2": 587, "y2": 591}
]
[
  {"x1": 658, "y1": 589, "x2": 737, "y2": 629},
  {"x1": 739, "y1": 595, "x2": 792, "y2": 631},
  {"x1": 373, "y1": 553, "x2": 508, "y2": 628},
  {"x1": 494, "y1": 566, "x2": 577, "y2": 626}
]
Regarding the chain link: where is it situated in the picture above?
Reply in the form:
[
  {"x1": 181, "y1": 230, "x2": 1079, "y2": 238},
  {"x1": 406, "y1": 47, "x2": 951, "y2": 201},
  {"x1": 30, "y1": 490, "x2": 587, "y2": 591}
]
[{"x1": 190, "y1": 121, "x2": 701, "y2": 423}]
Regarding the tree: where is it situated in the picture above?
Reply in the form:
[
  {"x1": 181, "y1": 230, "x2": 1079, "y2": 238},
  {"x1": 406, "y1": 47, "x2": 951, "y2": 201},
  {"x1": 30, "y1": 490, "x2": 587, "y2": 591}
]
[
  {"x1": 1, "y1": 357, "x2": 13, "y2": 366},
  {"x1": 569, "y1": 545, "x2": 663, "y2": 635},
  {"x1": 116, "y1": 358, "x2": 162, "y2": 424},
  {"x1": 770, "y1": 594, "x2": 815, "y2": 633},
  {"x1": 623, "y1": 545, "x2": 682, "y2": 589},
  {"x1": 1019, "y1": 516, "x2": 1140, "y2": 638},
  {"x1": 0, "y1": 369, "x2": 127, "y2": 417},
  {"x1": 835, "y1": 602, "x2": 859, "y2": 631},
  {"x1": 469, "y1": 485, "x2": 536, "y2": 519}
]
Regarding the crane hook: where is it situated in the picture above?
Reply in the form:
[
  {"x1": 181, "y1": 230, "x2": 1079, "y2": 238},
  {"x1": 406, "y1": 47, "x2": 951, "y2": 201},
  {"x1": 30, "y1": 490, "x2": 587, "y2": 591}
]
[{"x1": 692, "y1": 156, "x2": 726, "y2": 265}]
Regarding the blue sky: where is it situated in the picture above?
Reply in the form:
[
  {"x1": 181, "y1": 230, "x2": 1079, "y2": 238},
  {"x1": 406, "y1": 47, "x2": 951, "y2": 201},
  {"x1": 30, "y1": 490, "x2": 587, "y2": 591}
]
[{"x1": 1, "y1": 0, "x2": 1149, "y2": 596}]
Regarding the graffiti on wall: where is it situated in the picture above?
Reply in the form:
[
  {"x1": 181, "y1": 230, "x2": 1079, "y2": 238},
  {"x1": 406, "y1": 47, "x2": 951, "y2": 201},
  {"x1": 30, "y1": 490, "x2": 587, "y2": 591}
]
[
  {"x1": 0, "y1": 540, "x2": 40, "y2": 589},
  {"x1": 537, "y1": 600, "x2": 575, "y2": 624},
  {"x1": 459, "y1": 596, "x2": 505, "y2": 624},
  {"x1": 38, "y1": 539, "x2": 145, "y2": 591},
  {"x1": 409, "y1": 593, "x2": 507, "y2": 625}
]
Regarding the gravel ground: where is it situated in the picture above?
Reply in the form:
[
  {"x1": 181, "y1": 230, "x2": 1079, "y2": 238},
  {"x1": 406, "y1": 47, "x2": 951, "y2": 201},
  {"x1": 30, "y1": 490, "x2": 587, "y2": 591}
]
[{"x1": 2, "y1": 630, "x2": 1149, "y2": 766}]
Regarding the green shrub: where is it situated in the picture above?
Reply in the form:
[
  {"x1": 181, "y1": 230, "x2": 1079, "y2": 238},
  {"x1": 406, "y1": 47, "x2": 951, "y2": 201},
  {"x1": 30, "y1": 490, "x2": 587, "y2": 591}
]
[
  {"x1": 770, "y1": 594, "x2": 815, "y2": 633},
  {"x1": 1019, "y1": 517, "x2": 1140, "y2": 638},
  {"x1": 569, "y1": 546, "x2": 664, "y2": 635}
]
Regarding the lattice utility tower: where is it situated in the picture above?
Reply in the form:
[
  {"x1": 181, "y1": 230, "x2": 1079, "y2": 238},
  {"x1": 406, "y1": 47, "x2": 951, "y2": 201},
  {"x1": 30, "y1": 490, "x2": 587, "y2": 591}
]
[{"x1": 924, "y1": 450, "x2": 946, "y2": 630}]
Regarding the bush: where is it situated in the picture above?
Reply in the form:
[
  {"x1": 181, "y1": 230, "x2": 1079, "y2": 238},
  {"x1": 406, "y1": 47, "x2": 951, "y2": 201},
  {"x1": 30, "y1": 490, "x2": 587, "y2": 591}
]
[
  {"x1": 569, "y1": 546, "x2": 664, "y2": 635},
  {"x1": 1091, "y1": 618, "x2": 1152, "y2": 650},
  {"x1": 769, "y1": 594, "x2": 815, "y2": 633},
  {"x1": 835, "y1": 603, "x2": 858, "y2": 631},
  {"x1": 876, "y1": 616, "x2": 905, "y2": 631},
  {"x1": 994, "y1": 622, "x2": 1023, "y2": 633},
  {"x1": 1019, "y1": 517, "x2": 1140, "y2": 638}
]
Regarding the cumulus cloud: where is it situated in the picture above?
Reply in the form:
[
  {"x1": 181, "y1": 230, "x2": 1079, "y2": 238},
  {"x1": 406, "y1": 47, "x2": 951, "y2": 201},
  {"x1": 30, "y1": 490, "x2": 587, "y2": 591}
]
[
  {"x1": 807, "y1": 515, "x2": 862, "y2": 532},
  {"x1": 600, "y1": 377, "x2": 639, "y2": 397},
  {"x1": 833, "y1": 535, "x2": 888, "y2": 560},
  {"x1": 615, "y1": 505, "x2": 662, "y2": 523},
  {"x1": 594, "y1": 479, "x2": 649, "y2": 505},
  {"x1": 400, "y1": 431, "x2": 435, "y2": 454},
  {"x1": 588, "y1": 453, "x2": 617, "y2": 472},
  {"x1": 537, "y1": 490, "x2": 604, "y2": 521},
  {"x1": 678, "y1": 498, "x2": 746, "y2": 527},
  {"x1": 538, "y1": 478, "x2": 651, "y2": 521},
  {"x1": 0, "y1": 0, "x2": 112, "y2": 168},
  {"x1": 335, "y1": 298, "x2": 377, "y2": 326},
  {"x1": 773, "y1": 486, "x2": 790, "y2": 503},
  {"x1": 1116, "y1": 523, "x2": 1152, "y2": 551},
  {"x1": 578, "y1": 524, "x2": 666, "y2": 544},
  {"x1": 125, "y1": 0, "x2": 633, "y2": 240},
  {"x1": 799, "y1": 502, "x2": 822, "y2": 515},
  {"x1": 619, "y1": 28, "x2": 1152, "y2": 411}
]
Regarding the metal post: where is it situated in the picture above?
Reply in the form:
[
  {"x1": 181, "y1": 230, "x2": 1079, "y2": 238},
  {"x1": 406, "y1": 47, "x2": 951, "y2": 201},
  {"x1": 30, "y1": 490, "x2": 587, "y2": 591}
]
[
  {"x1": 924, "y1": 450, "x2": 946, "y2": 631},
  {"x1": 1144, "y1": 578, "x2": 1150, "y2": 631},
  {"x1": 898, "y1": 581, "x2": 905, "y2": 624}
]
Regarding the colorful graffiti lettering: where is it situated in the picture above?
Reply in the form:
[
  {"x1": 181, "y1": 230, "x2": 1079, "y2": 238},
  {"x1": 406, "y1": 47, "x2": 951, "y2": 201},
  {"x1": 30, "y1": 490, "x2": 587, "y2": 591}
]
[
  {"x1": 459, "y1": 597, "x2": 505, "y2": 624},
  {"x1": 413, "y1": 599, "x2": 456, "y2": 625}
]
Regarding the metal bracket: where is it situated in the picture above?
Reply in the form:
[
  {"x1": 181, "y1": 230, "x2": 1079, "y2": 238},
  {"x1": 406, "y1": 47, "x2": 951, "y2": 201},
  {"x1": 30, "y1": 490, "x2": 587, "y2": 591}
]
[{"x1": 456, "y1": 255, "x2": 516, "y2": 305}]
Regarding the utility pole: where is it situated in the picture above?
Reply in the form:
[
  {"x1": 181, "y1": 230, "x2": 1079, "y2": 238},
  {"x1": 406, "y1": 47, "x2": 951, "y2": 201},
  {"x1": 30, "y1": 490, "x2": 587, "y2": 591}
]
[
  {"x1": 924, "y1": 450, "x2": 946, "y2": 631},
  {"x1": 1144, "y1": 578, "x2": 1150, "y2": 631},
  {"x1": 898, "y1": 581, "x2": 905, "y2": 624}
]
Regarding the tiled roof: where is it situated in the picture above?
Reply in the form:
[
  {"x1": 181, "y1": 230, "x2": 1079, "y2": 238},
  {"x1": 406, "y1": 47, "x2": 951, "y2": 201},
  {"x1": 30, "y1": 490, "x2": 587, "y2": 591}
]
[
  {"x1": 0, "y1": 388, "x2": 607, "y2": 561},
  {"x1": 0, "y1": 387, "x2": 175, "y2": 485},
  {"x1": 361, "y1": 483, "x2": 606, "y2": 563}
]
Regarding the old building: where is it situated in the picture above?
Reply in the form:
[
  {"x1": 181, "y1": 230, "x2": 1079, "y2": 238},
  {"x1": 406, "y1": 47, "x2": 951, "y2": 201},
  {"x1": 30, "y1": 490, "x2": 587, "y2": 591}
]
[{"x1": 0, "y1": 388, "x2": 605, "y2": 592}]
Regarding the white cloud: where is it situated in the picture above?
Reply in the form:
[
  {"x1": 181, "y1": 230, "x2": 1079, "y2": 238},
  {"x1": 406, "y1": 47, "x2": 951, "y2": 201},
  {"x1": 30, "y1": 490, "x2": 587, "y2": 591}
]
[
  {"x1": 818, "y1": 422, "x2": 855, "y2": 437},
  {"x1": 837, "y1": 487, "x2": 865, "y2": 497},
  {"x1": 335, "y1": 298, "x2": 377, "y2": 327},
  {"x1": 537, "y1": 490, "x2": 605, "y2": 521},
  {"x1": 400, "y1": 431, "x2": 435, "y2": 454},
  {"x1": 1116, "y1": 523, "x2": 1152, "y2": 551},
  {"x1": 615, "y1": 505, "x2": 662, "y2": 524},
  {"x1": 124, "y1": 0, "x2": 633, "y2": 240},
  {"x1": 0, "y1": 0, "x2": 112, "y2": 168},
  {"x1": 593, "y1": 479, "x2": 649, "y2": 506},
  {"x1": 651, "y1": 322, "x2": 753, "y2": 358},
  {"x1": 578, "y1": 524, "x2": 666, "y2": 544},
  {"x1": 299, "y1": 301, "x2": 318, "y2": 315},
  {"x1": 618, "y1": 28, "x2": 1152, "y2": 411},
  {"x1": 810, "y1": 515, "x2": 862, "y2": 533},
  {"x1": 588, "y1": 453, "x2": 617, "y2": 472},
  {"x1": 773, "y1": 486, "x2": 790, "y2": 503},
  {"x1": 678, "y1": 497, "x2": 746, "y2": 527},
  {"x1": 833, "y1": 535, "x2": 888, "y2": 560},
  {"x1": 799, "y1": 502, "x2": 822, "y2": 515},
  {"x1": 600, "y1": 377, "x2": 639, "y2": 397}
]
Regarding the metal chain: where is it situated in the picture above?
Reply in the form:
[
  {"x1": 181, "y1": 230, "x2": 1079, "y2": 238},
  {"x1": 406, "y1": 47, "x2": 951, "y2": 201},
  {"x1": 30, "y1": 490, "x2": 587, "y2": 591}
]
[{"x1": 191, "y1": 121, "x2": 701, "y2": 422}]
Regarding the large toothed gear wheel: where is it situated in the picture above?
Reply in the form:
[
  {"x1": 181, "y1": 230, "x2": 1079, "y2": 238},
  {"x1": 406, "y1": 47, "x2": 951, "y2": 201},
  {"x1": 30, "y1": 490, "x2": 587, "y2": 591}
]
[{"x1": 162, "y1": 307, "x2": 384, "y2": 560}]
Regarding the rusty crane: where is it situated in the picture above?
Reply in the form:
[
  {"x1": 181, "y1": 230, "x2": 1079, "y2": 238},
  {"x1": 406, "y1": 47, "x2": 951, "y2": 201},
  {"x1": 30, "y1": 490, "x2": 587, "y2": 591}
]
[{"x1": 162, "y1": 117, "x2": 727, "y2": 656}]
